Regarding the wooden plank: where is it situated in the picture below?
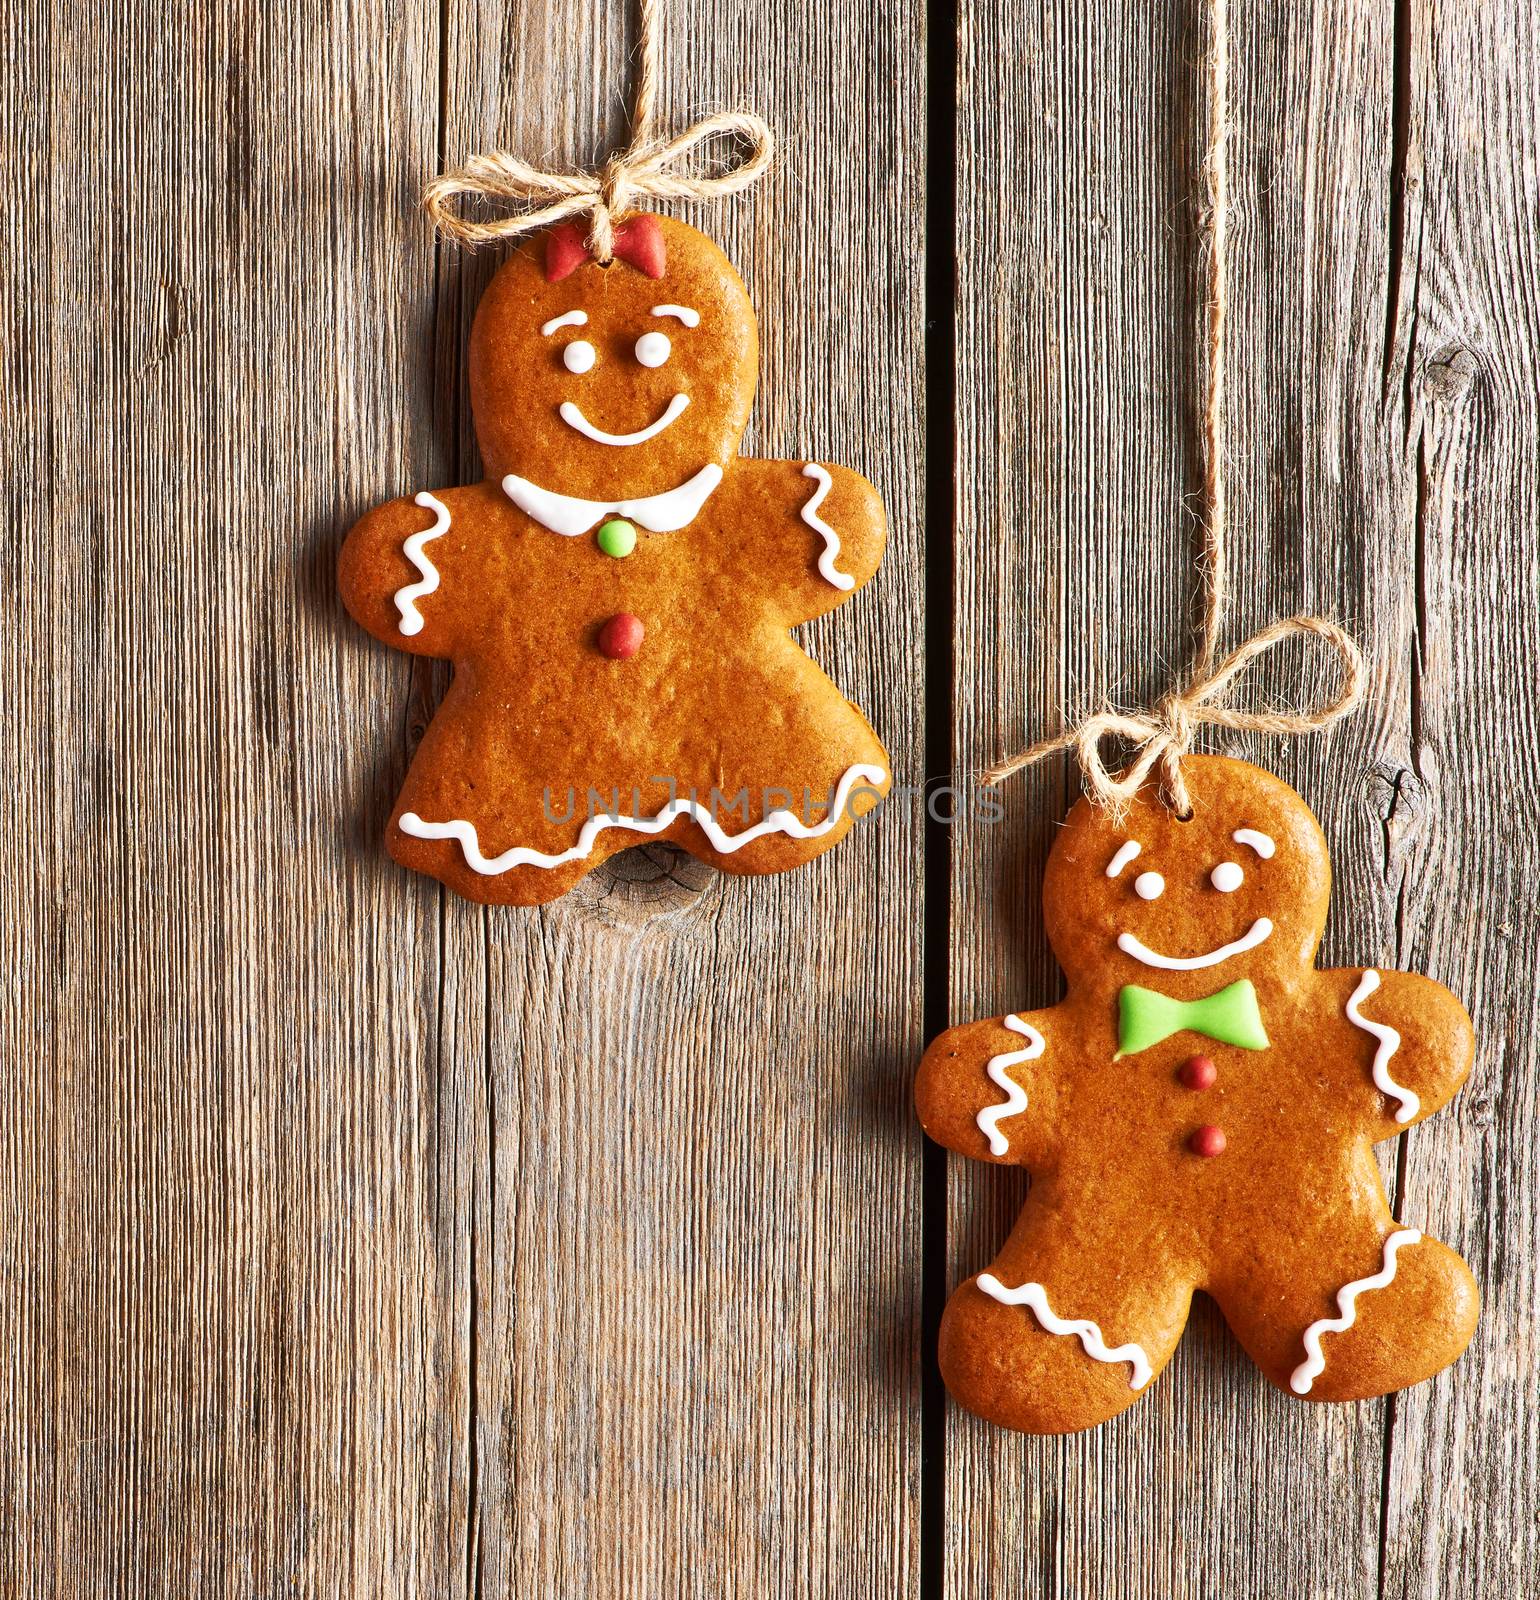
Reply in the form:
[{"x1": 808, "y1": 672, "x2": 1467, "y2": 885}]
[
  {"x1": 10, "y1": 0, "x2": 1534, "y2": 1594},
  {"x1": 1377, "y1": 3, "x2": 1540, "y2": 1594},
  {"x1": 429, "y1": 3, "x2": 927, "y2": 1598},
  {"x1": 943, "y1": 0, "x2": 1475, "y2": 1593},
  {"x1": 7, "y1": 0, "x2": 927, "y2": 1592},
  {"x1": 1, "y1": 0, "x2": 56, "y2": 1590},
  {"x1": 4, "y1": 2, "x2": 453, "y2": 1594}
]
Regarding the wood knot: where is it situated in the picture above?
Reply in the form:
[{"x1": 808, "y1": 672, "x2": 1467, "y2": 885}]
[
  {"x1": 1366, "y1": 758, "x2": 1431, "y2": 869},
  {"x1": 572, "y1": 842, "x2": 717, "y2": 919},
  {"x1": 1421, "y1": 347, "x2": 1479, "y2": 405}
]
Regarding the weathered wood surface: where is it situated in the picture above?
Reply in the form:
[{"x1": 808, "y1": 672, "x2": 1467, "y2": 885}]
[
  {"x1": 948, "y1": 2, "x2": 1540, "y2": 1598},
  {"x1": 6, "y1": 0, "x2": 1538, "y2": 1596},
  {"x1": 2, "y1": 2, "x2": 924, "y2": 1596}
]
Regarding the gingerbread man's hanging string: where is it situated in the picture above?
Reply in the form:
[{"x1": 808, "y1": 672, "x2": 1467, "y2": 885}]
[
  {"x1": 983, "y1": 0, "x2": 1364, "y2": 810},
  {"x1": 916, "y1": 0, "x2": 1479, "y2": 1434},
  {"x1": 341, "y1": 1, "x2": 891, "y2": 906}
]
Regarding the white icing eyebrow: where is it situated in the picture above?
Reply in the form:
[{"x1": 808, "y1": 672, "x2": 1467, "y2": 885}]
[
  {"x1": 1106, "y1": 840, "x2": 1141, "y2": 877},
  {"x1": 541, "y1": 310, "x2": 588, "y2": 335},
  {"x1": 1233, "y1": 828, "x2": 1276, "y2": 859},
  {"x1": 650, "y1": 303, "x2": 700, "y2": 327}
]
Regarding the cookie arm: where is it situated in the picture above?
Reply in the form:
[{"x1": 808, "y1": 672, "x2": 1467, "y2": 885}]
[
  {"x1": 338, "y1": 492, "x2": 459, "y2": 658},
  {"x1": 1331, "y1": 967, "x2": 1476, "y2": 1138},
  {"x1": 744, "y1": 459, "x2": 885, "y2": 622},
  {"x1": 915, "y1": 1010, "x2": 1063, "y2": 1168}
]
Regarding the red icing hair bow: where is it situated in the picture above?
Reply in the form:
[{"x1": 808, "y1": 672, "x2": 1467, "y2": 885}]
[{"x1": 545, "y1": 215, "x2": 666, "y2": 282}]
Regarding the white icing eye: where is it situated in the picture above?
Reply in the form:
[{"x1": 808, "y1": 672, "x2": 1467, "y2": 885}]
[
  {"x1": 563, "y1": 340, "x2": 597, "y2": 374},
  {"x1": 1211, "y1": 861, "x2": 1244, "y2": 893},
  {"x1": 1134, "y1": 871, "x2": 1165, "y2": 901},
  {"x1": 634, "y1": 331, "x2": 671, "y2": 368}
]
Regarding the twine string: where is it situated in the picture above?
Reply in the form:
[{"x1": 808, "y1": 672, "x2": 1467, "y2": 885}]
[
  {"x1": 1197, "y1": 0, "x2": 1229, "y2": 678},
  {"x1": 986, "y1": 0, "x2": 1364, "y2": 818},
  {"x1": 422, "y1": 0, "x2": 774, "y2": 258}
]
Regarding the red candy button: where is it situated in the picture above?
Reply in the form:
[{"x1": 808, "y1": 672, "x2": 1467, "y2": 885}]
[
  {"x1": 1188, "y1": 1124, "x2": 1227, "y2": 1158},
  {"x1": 1179, "y1": 1054, "x2": 1217, "y2": 1090},
  {"x1": 597, "y1": 613, "x2": 644, "y2": 659}
]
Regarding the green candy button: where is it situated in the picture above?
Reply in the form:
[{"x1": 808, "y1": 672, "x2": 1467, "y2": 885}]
[{"x1": 597, "y1": 518, "x2": 637, "y2": 558}]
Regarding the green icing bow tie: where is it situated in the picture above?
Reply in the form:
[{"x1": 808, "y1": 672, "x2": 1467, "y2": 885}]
[{"x1": 1117, "y1": 979, "x2": 1270, "y2": 1058}]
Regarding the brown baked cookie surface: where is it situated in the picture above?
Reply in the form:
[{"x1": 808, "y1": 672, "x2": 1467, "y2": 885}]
[
  {"x1": 916, "y1": 755, "x2": 1479, "y2": 1433},
  {"x1": 339, "y1": 216, "x2": 889, "y2": 905}
]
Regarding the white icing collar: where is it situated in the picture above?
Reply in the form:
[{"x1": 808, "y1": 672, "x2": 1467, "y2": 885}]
[{"x1": 501, "y1": 463, "x2": 724, "y2": 537}]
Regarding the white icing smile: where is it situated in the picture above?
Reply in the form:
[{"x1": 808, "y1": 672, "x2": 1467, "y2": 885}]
[
  {"x1": 559, "y1": 393, "x2": 690, "y2": 446},
  {"x1": 1117, "y1": 918, "x2": 1274, "y2": 971}
]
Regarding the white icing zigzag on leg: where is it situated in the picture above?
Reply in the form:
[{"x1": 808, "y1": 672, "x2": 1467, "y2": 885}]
[
  {"x1": 976, "y1": 1015, "x2": 1044, "y2": 1156},
  {"x1": 400, "y1": 763, "x2": 888, "y2": 875},
  {"x1": 977, "y1": 1273, "x2": 1155, "y2": 1390},
  {"x1": 1289, "y1": 1227, "x2": 1424, "y2": 1395},
  {"x1": 1346, "y1": 969, "x2": 1421, "y2": 1124},
  {"x1": 394, "y1": 491, "x2": 451, "y2": 636}
]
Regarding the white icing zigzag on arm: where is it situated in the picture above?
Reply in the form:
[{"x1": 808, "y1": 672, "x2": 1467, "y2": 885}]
[
  {"x1": 977, "y1": 1274, "x2": 1154, "y2": 1390},
  {"x1": 799, "y1": 464, "x2": 856, "y2": 591},
  {"x1": 1346, "y1": 969, "x2": 1421, "y2": 1123},
  {"x1": 1290, "y1": 1228, "x2": 1423, "y2": 1395},
  {"x1": 400, "y1": 762, "x2": 888, "y2": 875},
  {"x1": 976, "y1": 1015, "x2": 1044, "y2": 1156},
  {"x1": 394, "y1": 491, "x2": 451, "y2": 637}
]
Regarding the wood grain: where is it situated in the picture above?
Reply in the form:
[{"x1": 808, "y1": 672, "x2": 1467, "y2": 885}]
[
  {"x1": 431, "y1": 5, "x2": 927, "y2": 1593},
  {"x1": 2, "y1": 1, "x2": 924, "y2": 1596},
  {"x1": 946, "y1": 1, "x2": 1539, "y2": 1597},
  {"x1": 1376, "y1": 4, "x2": 1540, "y2": 1596},
  {"x1": 6, "y1": 0, "x2": 1538, "y2": 1593},
  {"x1": 6, "y1": 2, "x2": 449, "y2": 1594}
]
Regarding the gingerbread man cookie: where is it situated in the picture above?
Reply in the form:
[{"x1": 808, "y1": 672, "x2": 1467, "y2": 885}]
[
  {"x1": 917, "y1": 755, "x2": 1479, "y2": 1433},
  {"x1": 340, "y1": 215, "x2": 888, "y2": 905}
]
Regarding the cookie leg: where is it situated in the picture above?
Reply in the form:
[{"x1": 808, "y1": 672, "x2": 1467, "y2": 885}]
[
  {"x1": 388, "y1": 821, "x2": 606, "y2": 906},
  {"x1": 690, "y1": 767, "x2": 891, "y2": 880},
  {"x1": 939, "y1": 1267, "x2": 1192, "y2": 1435},
  {"x1": 1217, "y1": 1226, "x2": 1479, "y2": 1402}
]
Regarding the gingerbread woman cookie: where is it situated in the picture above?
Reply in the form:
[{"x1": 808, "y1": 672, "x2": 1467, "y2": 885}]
[
  {"x1": 340, "y1": 215, "x2": 888, "y2": 905},
  {"x1": 917, "y1": 755, "x2": 1479, "y2": 1433}
]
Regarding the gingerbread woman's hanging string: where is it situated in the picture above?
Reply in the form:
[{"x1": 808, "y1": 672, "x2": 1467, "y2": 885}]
[
  {"x1": 422, "y1": 0, "x2": 774, "y2": 261},
  {"x1": 916, "y1": 0, "x2": 1479, "y2": 1434},
  {"x1": 341, "y1": 2, "x2": 891, "y2": 906}
]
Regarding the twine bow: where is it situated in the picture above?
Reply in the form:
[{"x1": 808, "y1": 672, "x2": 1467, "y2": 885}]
[
  {"x1": 985, "y1": 0, "x2": 1365, "y2": 817},
  {"x1": 985, "y1": 616, "x2": 1366, "y2": 819},
  {"x1": 421, "y1": 0, "x2": 773, "y2": 259}
]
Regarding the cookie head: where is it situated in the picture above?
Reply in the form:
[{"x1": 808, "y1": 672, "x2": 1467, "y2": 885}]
[
  {"x1": 1042, "y1": 755, "x2": 1332, "y2": 993},
  {"x1": 467, "y1": 215, "x2": 758, "y2": 497}
]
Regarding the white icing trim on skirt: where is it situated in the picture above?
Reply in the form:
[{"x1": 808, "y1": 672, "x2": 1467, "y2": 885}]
[{"x1": 400, "y1": 763, "x2": 888, "y2": 874}]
